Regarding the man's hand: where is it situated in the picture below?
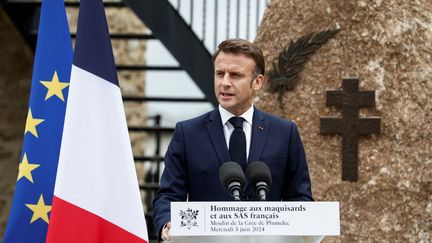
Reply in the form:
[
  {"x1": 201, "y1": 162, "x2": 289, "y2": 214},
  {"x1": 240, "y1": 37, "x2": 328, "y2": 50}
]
[{"x1": 162, "y1": 221, "x2": 171, "y2": 242}]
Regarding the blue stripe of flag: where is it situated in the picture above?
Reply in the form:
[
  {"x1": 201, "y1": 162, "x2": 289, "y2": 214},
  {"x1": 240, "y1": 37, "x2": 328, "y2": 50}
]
[
  {"x1": 3, "y1": 0, "x2": 72, "y2": 242},
  {"x1": 73, "y1": 0, "x2": 119, "y2": 86}
]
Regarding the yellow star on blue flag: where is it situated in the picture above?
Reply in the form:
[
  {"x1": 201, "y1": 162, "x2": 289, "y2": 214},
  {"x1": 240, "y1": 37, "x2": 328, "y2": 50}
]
[
  {"x1": 3, "y1": 0, "x2": 72, "y2": 242},
  {"x1": 17, "y1": 153, "x2": 40, "y2": 183},
  {"x1": 24, "y1": 109, "x2": 45, "y2": 138},
  {"x1": 25, "y1": 195, "x2": 52, "y2": 224},
  {"x1": 40, "y1": 71, "x2": 69, "y2": 101}
]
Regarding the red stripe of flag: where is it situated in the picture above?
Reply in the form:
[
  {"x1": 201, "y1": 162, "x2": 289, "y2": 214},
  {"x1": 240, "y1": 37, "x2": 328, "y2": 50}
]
[{"x1": 47, "y1": 196, "x2": 148, "y2": 243}]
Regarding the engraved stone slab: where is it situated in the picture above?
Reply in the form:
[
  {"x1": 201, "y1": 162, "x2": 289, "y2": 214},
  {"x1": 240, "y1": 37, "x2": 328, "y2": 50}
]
[{"x1": 255, "y1": 0, "x2": 432, "y2": 241}]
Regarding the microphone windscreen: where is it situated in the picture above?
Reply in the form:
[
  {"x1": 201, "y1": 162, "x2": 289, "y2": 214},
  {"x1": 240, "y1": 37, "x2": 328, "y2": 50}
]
[
  {"x1": 246, "y1": 161, "x2": 272, "y2": 188},
  {"x1": 219, "y1": 161, "x2": 246, "y2": 189}
]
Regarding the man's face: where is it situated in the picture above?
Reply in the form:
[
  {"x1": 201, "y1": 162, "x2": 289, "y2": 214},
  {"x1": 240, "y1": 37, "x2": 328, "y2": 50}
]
[{"x1": 214, "y1": 52, "x2": 263, "y2": 116}]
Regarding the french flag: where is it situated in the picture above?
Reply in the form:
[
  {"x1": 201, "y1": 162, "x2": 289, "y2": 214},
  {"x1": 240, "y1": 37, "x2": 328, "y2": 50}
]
[{"x1": 46, "y1": 0, "x2": 148, "y2": 242}]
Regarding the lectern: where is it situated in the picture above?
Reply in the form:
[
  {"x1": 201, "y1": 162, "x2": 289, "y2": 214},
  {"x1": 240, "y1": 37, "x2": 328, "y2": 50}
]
[{"x1": 168, "y1": 201, "x2": 340, "y2": 243}]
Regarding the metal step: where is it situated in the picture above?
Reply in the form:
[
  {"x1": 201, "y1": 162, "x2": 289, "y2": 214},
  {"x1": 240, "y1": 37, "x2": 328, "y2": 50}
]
[
  {"x1": 117, "y1": 65, "x2": 182, "y2": 71},
  {"x1": 128, "y1": 126, "x2": 175, "y2": 133},
  {"x1": 123, "y1": 96, "x2": 208, "y2": 103},
  {"x1": 134, "y1": 155, "x2": 164, "y2": 162},
  {"x1": 139, "y1": 183, "x2": 160, "y2": 190}
]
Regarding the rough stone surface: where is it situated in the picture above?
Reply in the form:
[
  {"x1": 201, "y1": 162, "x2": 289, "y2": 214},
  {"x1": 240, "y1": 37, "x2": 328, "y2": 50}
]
[
  {"x1": 0, "y1": 7, "x2": 33, "y2": 240},
  {"x1": 255, "y1": 0, "x2": 431, "y2": 242},
  {"x1": 67, "y1": 5, "x2": 147, "y2": 35}
]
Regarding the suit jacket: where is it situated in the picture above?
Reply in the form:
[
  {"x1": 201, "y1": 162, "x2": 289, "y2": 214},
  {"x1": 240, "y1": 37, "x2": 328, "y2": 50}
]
[{"x1": 152, "y1": 108, "x2": 313, "y2": 236}]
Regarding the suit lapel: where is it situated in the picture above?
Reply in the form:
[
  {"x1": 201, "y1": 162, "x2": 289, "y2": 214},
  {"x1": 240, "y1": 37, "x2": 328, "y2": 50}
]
[
  {"x1": 206, "y1": 109, "x2": 230, "y2": 164},
  {"x1": 248, "y1": 109, "x2": 269, "y2": 163}
]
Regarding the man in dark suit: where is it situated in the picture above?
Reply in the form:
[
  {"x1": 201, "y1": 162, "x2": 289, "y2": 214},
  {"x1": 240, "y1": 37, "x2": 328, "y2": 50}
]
[{"x1": 153, "y1": 39, "x2": 313, "y2": 241}]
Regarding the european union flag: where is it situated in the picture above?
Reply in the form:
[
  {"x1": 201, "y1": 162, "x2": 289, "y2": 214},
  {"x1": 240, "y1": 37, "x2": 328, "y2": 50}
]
[{"x1": 3, "y1": 0, "x2": 72, "y2": 242}]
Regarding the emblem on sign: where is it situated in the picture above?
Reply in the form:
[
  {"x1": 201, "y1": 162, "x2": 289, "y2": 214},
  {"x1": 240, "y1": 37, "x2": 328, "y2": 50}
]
[{"x1": 179, "y1": 208, "x2": 199, "y2": 229}]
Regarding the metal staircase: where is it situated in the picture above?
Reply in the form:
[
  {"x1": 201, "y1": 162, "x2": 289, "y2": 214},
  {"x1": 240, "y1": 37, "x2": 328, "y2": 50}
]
[{"x1": 2, "y1": 0, "x2": 268, "y2": 240}]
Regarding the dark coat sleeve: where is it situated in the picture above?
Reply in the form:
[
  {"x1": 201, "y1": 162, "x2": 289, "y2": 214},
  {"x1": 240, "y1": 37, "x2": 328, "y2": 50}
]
[
  {"x1": 152, "y1": 122, "x2": 188, "y2": 239},
  {"x1": 283, "y1": 122, "x2": 313, "y2": 201}
]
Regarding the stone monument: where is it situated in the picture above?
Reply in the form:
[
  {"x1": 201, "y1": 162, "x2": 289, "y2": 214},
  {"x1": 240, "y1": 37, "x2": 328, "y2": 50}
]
[{"x1": 255, "y1": 0, "x2": 431, "y2": 242}]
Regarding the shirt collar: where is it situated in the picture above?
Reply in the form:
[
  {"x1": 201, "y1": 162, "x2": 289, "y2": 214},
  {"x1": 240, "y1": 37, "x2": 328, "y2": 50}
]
[{"x1": 219, "y1": 105, "x2": 254, "y2": 126}]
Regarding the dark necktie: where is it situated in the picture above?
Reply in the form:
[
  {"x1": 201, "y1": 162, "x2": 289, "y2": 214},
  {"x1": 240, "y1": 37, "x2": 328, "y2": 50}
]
[{"x1": 229, "y1": 117, "x2": 246, "y2": 170}]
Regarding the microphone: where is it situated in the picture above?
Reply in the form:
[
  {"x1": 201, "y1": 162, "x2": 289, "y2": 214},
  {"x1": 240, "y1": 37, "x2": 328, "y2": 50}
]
[
  {"x1": 219, "y1": 162, "x2": 246, "y2": 201},
  {"x1": 246, "y1": 161, "x2": 272, "y2": 201}
]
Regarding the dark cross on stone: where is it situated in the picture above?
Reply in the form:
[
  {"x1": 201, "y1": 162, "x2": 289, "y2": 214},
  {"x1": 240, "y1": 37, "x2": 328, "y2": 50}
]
[{"x1": 320, "y1": 78, "x2": 380, "y2": 181}]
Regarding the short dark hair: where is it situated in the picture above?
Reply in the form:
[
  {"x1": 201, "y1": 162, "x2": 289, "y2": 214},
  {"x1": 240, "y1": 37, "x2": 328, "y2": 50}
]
[{"x1": 212, "y1": 38, "x2": 265, "y2": 76}]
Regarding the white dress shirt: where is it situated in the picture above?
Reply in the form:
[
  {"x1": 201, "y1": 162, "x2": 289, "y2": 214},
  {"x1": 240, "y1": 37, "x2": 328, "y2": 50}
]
[{"x1": 219, "y1": 105, "x2": 254, "y2": 160}]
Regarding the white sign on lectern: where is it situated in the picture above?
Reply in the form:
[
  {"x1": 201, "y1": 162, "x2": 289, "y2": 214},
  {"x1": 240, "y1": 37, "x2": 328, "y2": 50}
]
[{"x1": 169, "y1": 201, "x2": 339, "y2": 243}]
